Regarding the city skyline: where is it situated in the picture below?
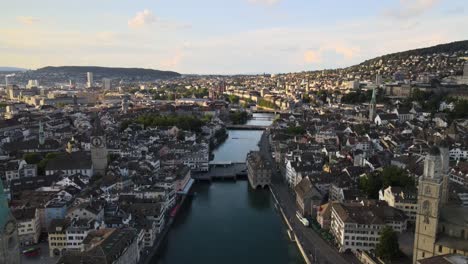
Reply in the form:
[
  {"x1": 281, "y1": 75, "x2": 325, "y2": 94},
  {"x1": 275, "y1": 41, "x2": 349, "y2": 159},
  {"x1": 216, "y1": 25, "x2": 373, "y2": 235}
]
[{"x1": 1, "y1": 0, "x2": 468, "y2": 74}]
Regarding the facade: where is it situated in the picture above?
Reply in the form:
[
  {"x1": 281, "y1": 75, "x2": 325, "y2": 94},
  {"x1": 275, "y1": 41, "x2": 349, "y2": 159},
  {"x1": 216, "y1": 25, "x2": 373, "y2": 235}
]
[
  {"x1": 330, "y1": 201, "x2": 407, "y2": 253},
  {"x1": 246, "y1": 151, "x2": 272, "y2": 189},
  {"x1": 90, "y1": 117, "x2": 108, "y2": 176},
  {"x1": 0, "y1": 180, "x2": 20, "y2": 264},
  {"x1": 413, "y1": 146, "x2": 468, "y2": 263},
  {"x1": 86, "y1": 72, "x2": 93, "y2": 88},
  {"x1": 57, "y1": 228, "x2": 140, "y2": 264},
  {"x1": 369, "y1": 86, "x2": 376, "y2": 121},
  {"x1": 379, "y1": 186, "x2": 418, "y2": 223},
  {"x1": 294, "y1": 176, "x2": 323, "y2": 217},
  {"x1": 12, "y1": 208, "x2": 41, "y2": 246},
  {"x1": 102, "y1": 78, "x2": 111, "y2": 90}
]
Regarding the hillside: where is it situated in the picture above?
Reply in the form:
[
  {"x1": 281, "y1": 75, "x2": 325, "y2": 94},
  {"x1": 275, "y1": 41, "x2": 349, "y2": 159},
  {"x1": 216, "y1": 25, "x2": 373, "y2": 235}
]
[
  {"x1": 36, "y1": 66, "x2": 180, "y2": 79},
  {"x1": 315, "y1": 40, "x2": 468, "y2": 80}
]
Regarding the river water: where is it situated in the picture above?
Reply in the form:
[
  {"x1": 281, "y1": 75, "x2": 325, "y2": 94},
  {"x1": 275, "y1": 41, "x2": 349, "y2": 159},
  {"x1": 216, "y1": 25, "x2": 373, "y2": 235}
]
[{"x1": 154, "y1": 113, "x2": 304, "y2": 264}]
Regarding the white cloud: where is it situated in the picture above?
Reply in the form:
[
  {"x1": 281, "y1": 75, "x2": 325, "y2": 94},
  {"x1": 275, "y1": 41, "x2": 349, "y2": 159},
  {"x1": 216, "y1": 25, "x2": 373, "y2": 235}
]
[
  {"x1": 247, "y1": 0, "x2": 281, "y2": 6},
  {"x1": 384, "y1": 0, "x2": 440, "y2": 19},
  {"x1": 128, "y1": 9, "x2": 157, "y2": 29},
  {"x1": 16, "y1": 16, "x2": 40, "y2": 25}
]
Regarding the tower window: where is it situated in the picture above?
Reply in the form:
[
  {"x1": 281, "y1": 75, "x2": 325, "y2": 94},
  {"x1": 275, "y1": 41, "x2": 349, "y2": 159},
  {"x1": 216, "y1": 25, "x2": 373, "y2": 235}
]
[
  {"x1": 461, "y1": 230, "x2": 465, "y2": 239},
  {"x1": 438, "y1": 245, "x2": 443, "y2": 253}
]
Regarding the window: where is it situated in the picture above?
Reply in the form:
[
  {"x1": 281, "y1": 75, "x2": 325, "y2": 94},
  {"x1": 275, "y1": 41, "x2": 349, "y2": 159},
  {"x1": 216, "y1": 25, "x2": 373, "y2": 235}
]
[{"x1": 439, "y1": 245, "x2": 443, "y2": 253}]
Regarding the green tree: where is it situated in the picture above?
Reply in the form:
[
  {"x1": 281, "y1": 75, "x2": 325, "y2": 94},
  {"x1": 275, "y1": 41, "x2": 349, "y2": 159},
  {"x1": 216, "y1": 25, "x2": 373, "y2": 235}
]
[
  {"x1": 359, "y1": 172, "x2": 383, "y2": 199},
  {"x1": 381, "y1": 166, "x2": 414, "y2": 189},
  {"x1": 23, "y1": 153, "x2": 42, "y2": 164},
  {"x1": 376, "y1": 226, "x2": 400, "y2": 261},
  {"x1": 286, "y1": 126, "x2": 305, "y2": 135}
]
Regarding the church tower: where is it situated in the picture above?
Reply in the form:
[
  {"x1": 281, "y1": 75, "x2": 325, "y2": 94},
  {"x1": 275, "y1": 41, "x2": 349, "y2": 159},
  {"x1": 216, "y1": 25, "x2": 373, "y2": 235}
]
[
  {"x1": 369, "y1": 86, "x2": 377, "y2": 122},
  {"x1": 413, "y1": 146, "x2": 449, "y2": 263},
  {"x1": 0, "y1": 179, "x2": 20, "y2": 264},
  {"x1": 90, "y1": 115, "x2": 108, "y2": 176}
]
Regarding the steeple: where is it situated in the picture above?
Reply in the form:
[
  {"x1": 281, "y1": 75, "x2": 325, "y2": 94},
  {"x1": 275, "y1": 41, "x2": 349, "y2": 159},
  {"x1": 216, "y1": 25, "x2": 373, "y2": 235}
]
[
  {"x1": 92, "y1": 114, "x2": 104, "y2": 136},
  {"x1": 39, "y1": 121, "x2": 45, "y2": 145}
]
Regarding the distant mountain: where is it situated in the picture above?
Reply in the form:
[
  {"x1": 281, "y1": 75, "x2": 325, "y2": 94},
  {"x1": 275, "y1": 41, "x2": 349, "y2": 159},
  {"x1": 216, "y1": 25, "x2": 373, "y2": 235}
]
[
  {"x1": 0, "y1": 67, "x2": 28, "y2": 72},
  {"x1": 36, "y1": 66, "x2": 181, "y2": 79}
]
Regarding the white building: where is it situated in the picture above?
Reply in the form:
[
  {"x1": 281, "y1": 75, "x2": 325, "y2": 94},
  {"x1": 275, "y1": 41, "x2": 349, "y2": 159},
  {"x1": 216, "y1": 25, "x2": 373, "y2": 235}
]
[
  {"x1": 86, "y1": 72, "x2": 93, "y2": 88},
  {"x1": 378, "y1": 186, "x2": 418, "y2": 222},
  {"x1": 330, "y1": 202, "x2": 407, "y2": 253},
  {"x1": 102, "y1": 78, "x2": 111, "y2": 90}
]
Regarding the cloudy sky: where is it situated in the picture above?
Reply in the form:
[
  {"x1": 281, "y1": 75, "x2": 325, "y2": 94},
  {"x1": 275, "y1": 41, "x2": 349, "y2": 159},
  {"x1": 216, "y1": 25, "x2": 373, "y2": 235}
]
[{"x1": 1, "y1": 0, "x2": 467, "y2": 74}]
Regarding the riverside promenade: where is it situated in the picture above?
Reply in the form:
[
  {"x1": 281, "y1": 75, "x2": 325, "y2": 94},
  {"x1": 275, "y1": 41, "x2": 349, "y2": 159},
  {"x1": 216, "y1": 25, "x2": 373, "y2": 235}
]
[{"x1": 258, "y1": 130, "x2": 359, "y2": 264}]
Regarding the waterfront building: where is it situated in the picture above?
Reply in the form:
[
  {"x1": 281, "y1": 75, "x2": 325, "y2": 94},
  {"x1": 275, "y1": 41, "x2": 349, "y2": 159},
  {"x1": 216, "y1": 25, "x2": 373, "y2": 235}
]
[
  {"x1": 57, "y1": 228, "x2": 140, "y2": 264},
  {"x1": 330, "y1": 201, "x2": 407, "y2": 253},
  {"x1": 413, "y1": 146, "x2": 468, "y2": 263},
  {"x1": 294, "y1": 176, "x2": 323, "y2": 217},
  {"x1": 246, "y1": 151, "x2": 272, "y2": 189}
]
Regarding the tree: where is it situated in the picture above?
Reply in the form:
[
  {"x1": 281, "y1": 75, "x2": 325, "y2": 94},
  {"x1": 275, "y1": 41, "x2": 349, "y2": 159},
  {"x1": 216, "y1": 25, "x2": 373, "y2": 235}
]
[
  {"x1": 359, "y1": 172, "x2": 383, "y2": 199},
  {"x1": 376, "y1": 226, "x2": 400, "y2": 261},
  {"x1": 286, "y1": 126, "x2": 305, "y2": 135},
  {"x1": 381, "y1": 166, "x2": 414, "y2": 189},
  {"x1": 23, "y1": 153, "x2": 42, "y2": 164}
]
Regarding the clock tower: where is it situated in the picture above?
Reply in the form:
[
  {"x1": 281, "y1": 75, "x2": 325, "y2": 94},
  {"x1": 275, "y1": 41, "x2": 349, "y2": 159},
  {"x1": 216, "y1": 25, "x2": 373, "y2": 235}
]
[
  {"x1": 413, "y1": 146, "x2": 448, "y2": 263},
  {"x1": 91, "y1": 115, "x2": 108, "y2": 176},
  {"x1": 0, "y1": 179, "x2": 20, "y2": 264}
]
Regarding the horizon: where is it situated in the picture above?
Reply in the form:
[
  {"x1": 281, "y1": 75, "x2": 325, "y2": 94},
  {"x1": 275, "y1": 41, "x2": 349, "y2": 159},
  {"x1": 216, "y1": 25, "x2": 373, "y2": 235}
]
[{"x1": 2, "y1": 0, "x2": 468, "y2": 74}]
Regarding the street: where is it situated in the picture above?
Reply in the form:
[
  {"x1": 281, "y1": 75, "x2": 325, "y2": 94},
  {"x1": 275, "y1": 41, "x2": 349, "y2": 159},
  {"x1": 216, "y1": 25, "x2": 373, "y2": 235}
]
[{"x1": 259, "y1": 131, "x2": 358, "y2": 264}]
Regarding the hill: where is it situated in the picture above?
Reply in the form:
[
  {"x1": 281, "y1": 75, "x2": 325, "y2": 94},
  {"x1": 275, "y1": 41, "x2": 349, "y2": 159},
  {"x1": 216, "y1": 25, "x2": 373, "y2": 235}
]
[
  {"x1": 314, "y1": 40, "x2": 468, "y2": 81},
  {"x1": 36, "y1": 66, "x2": 180, "y2": 79},
  {"x1": 0, "y1": 67, "x2": 27, "y2": 72}
]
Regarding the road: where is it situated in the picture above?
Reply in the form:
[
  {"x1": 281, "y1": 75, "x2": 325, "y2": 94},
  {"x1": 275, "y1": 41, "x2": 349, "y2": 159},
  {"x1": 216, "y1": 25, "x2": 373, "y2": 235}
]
[{"x1": 259, "y1": 131, "x2": 358, "y2": 264}]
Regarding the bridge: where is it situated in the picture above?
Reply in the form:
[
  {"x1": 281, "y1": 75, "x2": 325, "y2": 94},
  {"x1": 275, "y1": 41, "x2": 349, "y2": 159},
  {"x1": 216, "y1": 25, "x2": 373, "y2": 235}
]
[
  {"x1": 225, "y1": 124, "x2": 268, "y2": 130},
  {"x1": 250, "y1": 116, "x2": 274, "y2": 120},
  {"x1": 192, "y1": 162, "x2": 247, "y2": 181}
]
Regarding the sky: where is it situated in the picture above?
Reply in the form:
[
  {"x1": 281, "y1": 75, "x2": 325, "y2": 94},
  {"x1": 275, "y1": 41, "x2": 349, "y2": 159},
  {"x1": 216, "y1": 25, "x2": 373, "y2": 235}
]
[{"x1": 1, "y1": 0, "x2": 468, "y2": 74}]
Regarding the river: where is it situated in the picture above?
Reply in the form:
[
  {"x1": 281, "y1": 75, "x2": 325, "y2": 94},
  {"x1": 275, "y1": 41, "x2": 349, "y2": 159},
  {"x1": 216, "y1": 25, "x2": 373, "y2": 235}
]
[{"x1": 153, "y1": 113, "x2": 304, "y2": 264}]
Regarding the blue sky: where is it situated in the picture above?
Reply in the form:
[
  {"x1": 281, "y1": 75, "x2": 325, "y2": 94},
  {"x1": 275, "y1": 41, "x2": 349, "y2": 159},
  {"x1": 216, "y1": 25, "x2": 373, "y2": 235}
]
[{"x1": 1, "y1": 0, "x2": 467, "y2": 74}]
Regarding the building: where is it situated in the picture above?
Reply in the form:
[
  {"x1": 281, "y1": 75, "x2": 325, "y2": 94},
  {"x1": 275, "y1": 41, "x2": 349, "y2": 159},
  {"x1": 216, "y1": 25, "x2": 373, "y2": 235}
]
[
  {"x1": 48, "y1": 218, "x2": 70, "y2": 256},
  {"x1": 0, "y1": 179, "x2": 21, "y2": 264},
  {"x1": 330, "y1": 201, "x2": 407, "y2": 253},
  {"x1": 45, "y1": 152, "x2": 93, "y2": 177},
  {"x1": 12, "y1": 208, "x2": 41, "y2": 246},
  {"x1": 369, "y1": 86, "x2": 376, "y2": 121},
  {"x1": 102, "y1": 78, "x2": 111, "y2": 90},
  {"x1": 294, "y1": 176, "x2": 323, "y2": 217},
  {"x1": 87, "y1": 72, "x2": 93, "y2": 88},
  {"x1": 91, "y1": 116, "x2": 108, "y2": 176},
  {"x1": 379, "y1": 186, "x2": 418, "y2": 223},
  {"x1": 246, "y1": 151, "x2": 272, "y2": 189},
  {"x1": 413, "y1": 146, "x2": 468, "y2": 263},
  {"x1": 57, "y1": 228, "x2": 140, "y2": 264},
  {"x1": 416, "y1": 254, "x2": 468, "y2": 264}
]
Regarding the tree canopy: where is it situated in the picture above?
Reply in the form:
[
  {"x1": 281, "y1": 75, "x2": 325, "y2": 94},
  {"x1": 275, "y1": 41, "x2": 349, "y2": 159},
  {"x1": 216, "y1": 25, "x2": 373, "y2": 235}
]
[{"x1": 375, "y1": 226, "x2": 400, "y2": 261}]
